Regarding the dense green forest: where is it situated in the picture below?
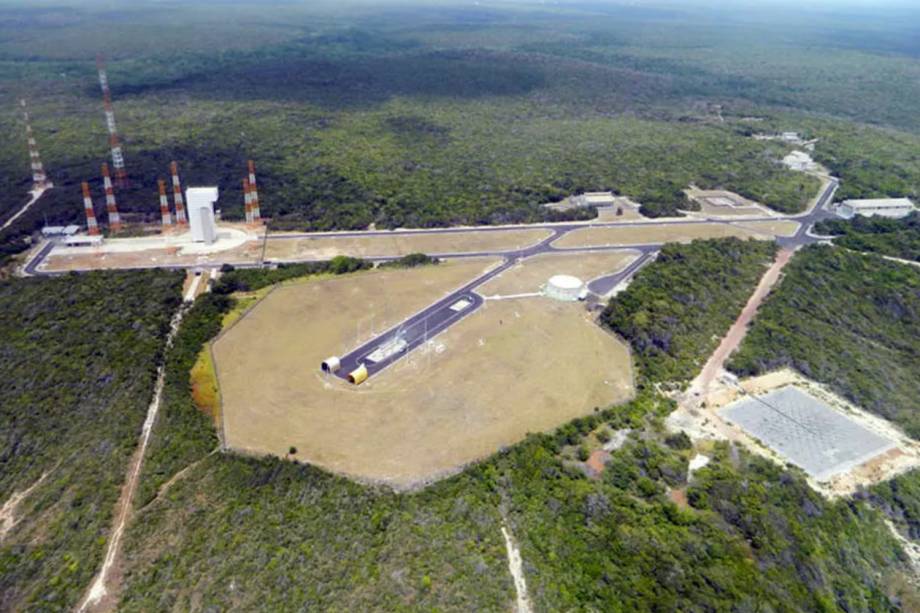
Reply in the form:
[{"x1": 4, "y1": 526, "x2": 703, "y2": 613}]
[
  {"x1": 816, "y1": 212, "x2": 920, "y2": 262},
  {"x1": 105, "y1": 251, "x2": 916, "y2": 610},
  {"x1": 212, "y1": 256, "x2": 370, "y2": 294},
  {"x1": 728, "y1": 246, "x2": 920, "y2": 438},
  {"x1": 0, "y1": 270, "x2": 182, "y2": 610},
  {"x1": 5, "y1": 0, "x2": 920, "y2": 262},
  {"x1": 601, "y1": 238, "x2": 777, "y2": 385}
]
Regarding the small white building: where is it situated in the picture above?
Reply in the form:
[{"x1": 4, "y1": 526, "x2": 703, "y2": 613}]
[
  {"x1": 186, "y1": 187, "x2": 219, "y2": 244},
  {"x1": 782, "y1": 151, "x2": 818, "y2": 172},
  {"x1": 573, "y1": 192, "x2": 617, "y2": 208},
  {"x1": 63, "y1": 234, "x2": 104, "y2": 247},
  {"x1": 836, "y1": 198, "x2": 916, "y2": 220}
]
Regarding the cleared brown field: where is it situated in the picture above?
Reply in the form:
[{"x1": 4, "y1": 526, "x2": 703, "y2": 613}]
[
  {"x1": 214, "y1": 264, "x2": 633, "y2": 489},
  {"x1": 734, "y1": 220, "x2": 801, "y2": 237},
  {"x1": 263, "y1": 228, "x2": 552, "y2": 260},
  {"x1": 478, "y1": 250, "x2": 639, "y2": 296},
  {"x1": 552, "y1": 221, "x2": 775, "y2": 249},
  {"x1": 41, "y1": 243, "x2": 262, "y2": 272}
]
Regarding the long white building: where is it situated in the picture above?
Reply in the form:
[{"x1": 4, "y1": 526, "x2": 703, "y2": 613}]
[{"x1": 836, "y1": 198, "x2": 915, "y2": 220}]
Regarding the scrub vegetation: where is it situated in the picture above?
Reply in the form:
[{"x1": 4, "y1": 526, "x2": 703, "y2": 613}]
[
  {"x1": 4, "y1": 0, "x2": 919, "y2": 265},
  {"x1": 816, "y1": 212, "x2": 920, "y2": 262},
  {"x1": 0, "y1": 270, "x2": 182, "y2": 611},
  {"x1": 600, "y1": 238, "x2": 777, "y2": 385},
  {"x1": 729, "y1": 246, "x2": 920, "y2": 438},
  {"x1": 4, "y1": 1, "x2": 920, "y2": 610}
]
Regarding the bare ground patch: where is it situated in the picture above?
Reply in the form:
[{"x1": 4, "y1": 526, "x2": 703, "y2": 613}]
[
  {"x1": 478, "y1": 250, "x2": 639, "y2": 296},
  {"x1": 552, "y1": 222, "x2": 775, "y2": 249},
  {"x1": 263, "y1": 228, "x2": 552, "y2": 260},
  {"x1": 214, "y1": 264, "x2": 633, "y2": 489}
]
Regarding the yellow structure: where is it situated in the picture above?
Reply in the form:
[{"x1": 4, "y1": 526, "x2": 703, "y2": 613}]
[{"x1": 347, "y1": 364, "x2": 368, "y2": 385}]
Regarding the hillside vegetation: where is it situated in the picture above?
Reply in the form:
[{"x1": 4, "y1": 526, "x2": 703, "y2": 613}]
[
  {"x1": 109, "y1": 257, "x2": 918, "y2": 610},
  {"x1": 0, "y1": 270, "x2": 182, "y2": 611},
  {"x1": 601, "y1": 238, "x2": 777, "y2": 385},
  {"x1": 728, "y1": 246, "x2": 920, "y2": 438},
  {"x1": 816, "y1": 212, "x2": 920, "y2": 262}
]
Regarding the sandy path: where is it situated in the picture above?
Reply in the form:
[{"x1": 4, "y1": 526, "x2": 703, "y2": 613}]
[
  {"x1": 689, "y1": 248, "x2": 794, "y2": 398},
  {"x1": 1, "y1": 185, "x2": 50, "y2": 231},
  {"x1": 77, "y1": 307, "x2": 185, "y2": 613},
  {"x1": 500, "y1": 515, "x2": 532, "y2": 613},
  {"x1": 0, "y1": 469, "x2": 53, "y2": 541}
]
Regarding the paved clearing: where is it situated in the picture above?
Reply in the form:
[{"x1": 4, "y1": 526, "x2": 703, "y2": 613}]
[
  {"x1": 263, "y1": 228, "x2": 553, "y2": 260},
  {"x1": 722, "y1": 387, "x2": 895, "y2": 481},
  {"x1": 478, "y1": 251, "x2": 639, "y2": 296},
  {"x1": 552, "y1": 222, "x2": 774, "y2": 248},
  {"x1": 214, "y1": 265, "x2": 633, "y2": 488},
  {"x1": 734, "y1": 220, "x2": 801, "y2": 237}
]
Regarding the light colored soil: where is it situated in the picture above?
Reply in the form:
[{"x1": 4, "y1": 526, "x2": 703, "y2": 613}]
[
  {"x1": 263, "y1": 228, "x2": 552, "y2": 260},
  {"x1": 0, "y1": 469, "x2": 53, "y2": 542},
  {"x1": 669, "y1": 368, "x2": 920, "y2": 499},
  {"x1": 689, "y1": 248, "x2": 794, "y2": 397},
  {"x1": 78, "y1": 307, "x2": 186, "y2": 613},
  {"x1": 691, "y1": 202, "x2": 770, "y2": 218},
  {"x1": 552, "y1": 222, "x2": 773, "y2": 249},
  {"x1": 478, "y1": 250, "x2": 639, "y2": 296},
  {"x1": 42, "y1": 243, "x2": 262, "y2": 272},
  {"x1": 734, "y1": 220, "x2": 801, "y2": 237},
  {"x1": 595, "y1": 207, "x2": 646, "y2": 221},
  {"x1": 214, "y1": 265, "x2": 634, "y2": 489}
]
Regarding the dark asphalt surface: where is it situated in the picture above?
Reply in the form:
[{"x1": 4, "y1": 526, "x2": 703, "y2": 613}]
[{"x1": 24, "y1": 178, "x2": 839, "y2": 382}]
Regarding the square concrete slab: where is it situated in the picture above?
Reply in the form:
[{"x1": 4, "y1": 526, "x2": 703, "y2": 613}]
[{"x1": 722, "y1": 386, "x2": 895, "y2": 481}]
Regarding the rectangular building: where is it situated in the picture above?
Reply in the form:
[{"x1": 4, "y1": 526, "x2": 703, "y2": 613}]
[
  {"x1": 836, "y1": 198, "x2": 916, "y2": 220},
  {"x1": 186, "y1": 187, "x2": 219, "y2": 244}
]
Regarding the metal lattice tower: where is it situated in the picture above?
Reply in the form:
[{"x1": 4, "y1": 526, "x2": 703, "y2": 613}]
[
  {"x1": 247, "y1": 160, "x2": 261, "y2": 222},
  {"x1": 81, "y1": 181, "x2": 100, "y2": 235},
  {"x1": 101, "y1": 163, "x2": 123, "y2": 232},
  {"x1": 243, "y1": 178, "x2": 253, "y2": 223},
  {"x1": 96, "y1": 55, "x2": 128, "y2": 187},
  {"x1": 158, "y1": 179, "x2": 173, "y2": 226},
  {"x1": 170, "y1": 161, "x2": 187, "y2": 225},
  {"x1": 20, "y1": 99, "x2": 49, "y2": 190}
]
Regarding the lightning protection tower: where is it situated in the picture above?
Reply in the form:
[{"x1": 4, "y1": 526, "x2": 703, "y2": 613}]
[
  {"x1": 101, "y1": 163, "x2": 123, "y2": 232},
  {"x1": 96, "y1": 54, "x2": 128, "y2": 187},
  {"x1": 243, "y1": 178, "x2": 253, "y2": 223},
  {"x1": 247, "y1": 160, "x2": 261, "y2": 222},
  {"x1": 81, "y1": 182, "x2": 100, "y2": 235},
  {"x1": 170, "y1": 161, "x2": 187, "y2": 225},
  {"x1": 20, "y1": 99, "x2": 50, "y2": 190},
  {"x1": 158, "y1": 179, "x2": 173, "y2": 226}
]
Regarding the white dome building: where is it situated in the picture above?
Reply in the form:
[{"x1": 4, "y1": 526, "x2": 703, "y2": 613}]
[{"x1": 544, "y1": 274, "x2": 586, "y2": 301}]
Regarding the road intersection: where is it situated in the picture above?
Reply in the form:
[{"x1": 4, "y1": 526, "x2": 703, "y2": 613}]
[{"x1": 23, "y1": 178, "x2": 839, "y2": 382}]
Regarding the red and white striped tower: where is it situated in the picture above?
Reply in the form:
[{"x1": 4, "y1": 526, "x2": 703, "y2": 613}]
[
  {"x1": 81, "y1": 181, "x2": 100, "y2": 236},
  {"x1": 20, "y1": 100, "x2": 49, "y2": 190},
  {"x1": 158, "y1": 179, "x2": 173, "y2": 226},
  {"x1": 247, "y1": 160, "x2": 261, "y2": 222},
  {"x1": 101, "y1": 163, "x2": 123, "y2": 232},
  {"x1": 169, "y1": 161, "x2": 187, "y2": 225},
  {"x1": 242, "y1": 178, "x2": 253, "y2": 223},
  {"x1": 96, "y1": 55, "x2": 128, "y2": 188}
]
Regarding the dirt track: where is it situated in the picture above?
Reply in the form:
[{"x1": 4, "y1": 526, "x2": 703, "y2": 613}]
[{"x1": 690, "y1": 248, "x2": 793, "y2": 397}]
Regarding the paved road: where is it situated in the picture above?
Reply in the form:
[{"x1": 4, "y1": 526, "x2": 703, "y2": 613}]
[
  {"x1": 23, "y1": 177, "x2": 839, "y2": 383},
  {"x1": 329, "y1": 177, "x2": 838, "y2": 382}
]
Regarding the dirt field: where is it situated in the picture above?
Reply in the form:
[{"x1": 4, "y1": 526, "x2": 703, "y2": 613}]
[
  {"x1": 668, "y1": 368, "x2": 920, "y2": 499},
  {"x1": 214, "y1": 264, "x2": 634, "y2": 489},
  {"x1": 41, "y1": 243, "x2": 262, "y2": 272},
  {"x1": 552, "y1": 221, "x2": 775, "y2": 249},
  {"x1": 478, "y1": 250, "x2": 639, "y2": 296},
  {"x1": 734, "y1": 220, "x2": 801, "y2": 237},
  {"x1": 263, "y1": 228, "x2": 552, "y2": 260}
]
